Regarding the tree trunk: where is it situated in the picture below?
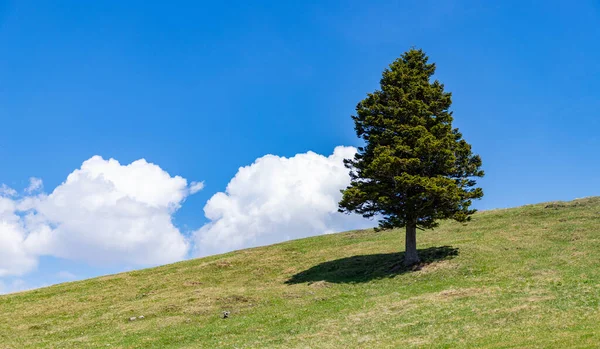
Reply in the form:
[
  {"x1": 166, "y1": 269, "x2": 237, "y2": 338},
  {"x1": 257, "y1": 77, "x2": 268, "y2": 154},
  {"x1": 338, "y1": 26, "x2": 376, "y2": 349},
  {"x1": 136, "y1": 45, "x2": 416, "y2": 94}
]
[{"x1": 404, "y1": 221, "x2": 420, "y2": 266}]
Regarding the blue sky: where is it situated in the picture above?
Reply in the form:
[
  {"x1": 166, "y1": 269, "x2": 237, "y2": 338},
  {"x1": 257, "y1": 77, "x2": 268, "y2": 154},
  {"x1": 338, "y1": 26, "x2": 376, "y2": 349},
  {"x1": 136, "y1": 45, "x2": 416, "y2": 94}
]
[{"x1": 1, "y1": 0, "x2": 599, "y2": 293}]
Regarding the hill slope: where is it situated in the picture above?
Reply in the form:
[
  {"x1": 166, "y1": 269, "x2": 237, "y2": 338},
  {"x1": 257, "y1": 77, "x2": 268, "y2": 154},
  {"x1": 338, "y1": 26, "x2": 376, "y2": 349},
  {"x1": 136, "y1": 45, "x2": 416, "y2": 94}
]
[{"x1": 2, "y1": 198, "x2": 600, "y2": 348}]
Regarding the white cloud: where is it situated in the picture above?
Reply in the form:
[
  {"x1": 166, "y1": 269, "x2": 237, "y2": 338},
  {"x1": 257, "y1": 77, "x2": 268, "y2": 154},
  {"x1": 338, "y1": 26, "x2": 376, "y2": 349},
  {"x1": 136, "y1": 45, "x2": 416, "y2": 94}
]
[
  {"x1": 25, "y1": 177, "x2": 43, "y2": 193},
  {"x1": 0, "y1": 156, "x2": 203, "y2": 278},
  {"x1": 1, "y1": 147, "x2": 374, "y2": 285},
  {"x1": 22, "y1": 156, "x2": 193, "y2": 266},
  {"x1": 0, "y1": 197, "x2": 38, "y2": 277},
  {"x1": 0, "y1": 184, "x2": 17, "y2": 197},
  {"x1": 193, "y1": 146, "x2": 373, "y2": 256},
  {"x1": 189, "y1": 181, "x2": 205, "y2": 194}
]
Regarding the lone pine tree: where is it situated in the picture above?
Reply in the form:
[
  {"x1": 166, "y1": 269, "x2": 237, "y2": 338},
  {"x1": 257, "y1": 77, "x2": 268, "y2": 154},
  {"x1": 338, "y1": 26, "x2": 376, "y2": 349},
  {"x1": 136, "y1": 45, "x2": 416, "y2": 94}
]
[{"x1": 339, "y1": 49, "x2": 484, "y2": 266}]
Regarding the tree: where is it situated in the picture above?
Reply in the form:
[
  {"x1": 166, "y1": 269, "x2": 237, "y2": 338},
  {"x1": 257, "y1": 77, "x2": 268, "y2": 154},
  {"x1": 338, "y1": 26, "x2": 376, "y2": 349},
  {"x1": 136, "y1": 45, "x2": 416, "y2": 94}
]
[{"x1": 339, "y1": 48, "x2": 484, "y2": 266}]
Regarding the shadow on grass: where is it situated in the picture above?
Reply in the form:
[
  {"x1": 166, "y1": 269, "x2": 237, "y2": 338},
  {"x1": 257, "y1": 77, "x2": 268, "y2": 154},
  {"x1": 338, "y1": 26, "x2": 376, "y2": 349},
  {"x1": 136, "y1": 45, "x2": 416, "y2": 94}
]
[{"x1": 286, "y1": 246, "x2": 459, "y2": 284}]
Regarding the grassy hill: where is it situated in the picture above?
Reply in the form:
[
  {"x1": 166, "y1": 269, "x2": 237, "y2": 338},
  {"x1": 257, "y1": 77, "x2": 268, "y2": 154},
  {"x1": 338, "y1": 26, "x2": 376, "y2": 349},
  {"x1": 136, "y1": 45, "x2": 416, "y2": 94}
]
[{"x1": 2, "y1": 197, "x2": 600, "y2": 348}]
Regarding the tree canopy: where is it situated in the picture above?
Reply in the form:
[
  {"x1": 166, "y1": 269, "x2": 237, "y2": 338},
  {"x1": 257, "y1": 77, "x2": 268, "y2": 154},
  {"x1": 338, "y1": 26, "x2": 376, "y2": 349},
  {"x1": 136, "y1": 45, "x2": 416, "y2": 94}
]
[{"x1": 339, "y1": 48, "x2": 484, "y2": 265}]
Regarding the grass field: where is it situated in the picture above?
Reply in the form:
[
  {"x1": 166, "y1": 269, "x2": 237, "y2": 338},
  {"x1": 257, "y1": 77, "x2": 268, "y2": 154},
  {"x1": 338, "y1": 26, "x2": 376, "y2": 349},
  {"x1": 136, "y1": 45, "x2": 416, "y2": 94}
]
[{"x1": 2, "y1": 197, "x2": 600, "y2": 348}]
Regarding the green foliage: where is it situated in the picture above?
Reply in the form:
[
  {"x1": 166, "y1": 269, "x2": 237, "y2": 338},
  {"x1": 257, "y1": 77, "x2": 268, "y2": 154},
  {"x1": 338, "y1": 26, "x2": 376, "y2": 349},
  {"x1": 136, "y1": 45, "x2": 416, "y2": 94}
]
[{"x1": 339, "y1": 48, "x2": 484, "y2": 230}]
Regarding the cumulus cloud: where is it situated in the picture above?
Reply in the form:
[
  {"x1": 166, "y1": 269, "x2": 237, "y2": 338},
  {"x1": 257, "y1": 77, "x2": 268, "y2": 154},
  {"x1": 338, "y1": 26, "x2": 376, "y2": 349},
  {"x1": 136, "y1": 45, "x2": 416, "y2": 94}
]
[
  {"x1": 23, "y1": 156, "x2": 193, "y2": 265},
  {"x1": 0, "y1": 156, "x2": 203, "y2": 277},
  {"x1": 25, "y1": 177, "x2": 43, "y2": 193},
  {"x1": 189, "y1": 181, "x2": 205, "y2": 194},
  {"x1": 0, "y1": 184, "x2": 17, "y2": 197},
  {"x1": 1, "y1": 147, "x2": 374, "y2": 284},
  {"x1": 0, "y1": 197, "x2": 38, "y2": 277},
  {"x1": 193, "y1": 146, "x2": 373, "y2": 256}
]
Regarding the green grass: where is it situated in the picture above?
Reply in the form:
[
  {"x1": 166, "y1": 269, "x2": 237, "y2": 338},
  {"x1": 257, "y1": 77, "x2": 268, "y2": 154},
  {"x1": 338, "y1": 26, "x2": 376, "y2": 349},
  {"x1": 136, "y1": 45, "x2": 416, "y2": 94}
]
[{"x1": 2, "y1": 197, "x2": 600, "y2": 348}]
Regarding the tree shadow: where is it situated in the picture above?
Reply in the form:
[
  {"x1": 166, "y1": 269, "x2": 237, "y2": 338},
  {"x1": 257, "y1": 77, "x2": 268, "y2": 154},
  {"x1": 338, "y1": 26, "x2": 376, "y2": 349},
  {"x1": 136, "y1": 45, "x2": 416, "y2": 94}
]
[{"x1": 286, "y1": 246, "x2": 459, "y2": 285}]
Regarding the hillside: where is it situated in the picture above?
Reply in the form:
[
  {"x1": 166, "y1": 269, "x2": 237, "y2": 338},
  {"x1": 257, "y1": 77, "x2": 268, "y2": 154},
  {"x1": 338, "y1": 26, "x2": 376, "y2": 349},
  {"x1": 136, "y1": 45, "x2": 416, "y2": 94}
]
[{"x1": 2, "y1": 197, "x2": 600, "y2": 348}]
